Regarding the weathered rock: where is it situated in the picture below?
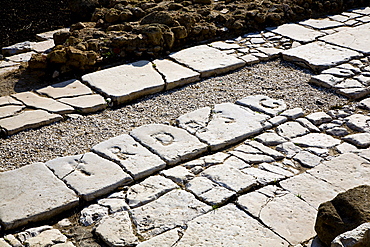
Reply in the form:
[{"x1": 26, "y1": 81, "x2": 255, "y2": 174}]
[
  {"x1": 296, "y1": 117, "x2": 321, "y2": 132},
  {"x1": 280, "y1": 107, "x2": 305, "y2": 120},
  {"x1": 37, "y1": 28, "x2": 70, "y2": 41},
  {"x1": 131, "y1": 189, "x2": 211, "y2": 238},
  {"x1": 175, "y1": 204, "x2": 289, "y2": 247},
  {"x1": 2, "y1": 41, "x2": 32, "y2": 56},
  {"x1": 82, "y1": 60, "x2": 165, "y2": 105},
  {"x1": 24, "y1": 229, "x2": 67, "y2": 246},
  {"x1": 170, "y1": 45, "x2": 246, "y2": 78},
  {"x1": 241, "y1": 167, "x2": 285, "y2": 185},
  {"x1": 16, "y1": 225, "x2": 53, "y2": 243},
  {"x1": 335, "y1": 142, "x2": 359, "y2": 154},
  {"x1": 293, "y1": 150, "x2": 323, "y2": 168},
  {"x1": 12, "y1": 92, "x2": 75, "y2": 114},
  {"x1": 345, "y1": 114, "x2": 370, "y2": 133},
  {"x1": 291, "y1": 133, "x2": 341, "y2": 148},
  {"x1": 247, "y1": 140, "x2": 285, "y2": 160},
  {"x1": 37, "y1": 79, "x2": 93, "y2": 99},
  {"x1": 0, "y1": 96, "x2": 22, "y2": 106},
  {"x1": 95, "y1": 211, "x2": 139, "y2": 247},
  {"x1": 315, "y1": 185, "x2": 370, "y2": 246},
  {"x1": 268, "y1": 23, "x2": 324, "y2": 43},
  {"x1": 160, "y1": 166, "x2": 194, "y2": 186},
  {"x1": 299, "y1": 18, "x2": 344, "y2": 30},
  {"x1": 46, "y1": 152, "x2": 133, "y2": 201},
  {"x1": 0, "y1": 105, "x2": 25, "y2": 119},
  {"x1": 210, "y1": 41, "x2": 240, "y2": 50},
  {"x1": 276, "y1": 121, "x2": 310, "y2": 139},
  {"x1": 255, "y1": 132, "x2": 287, "y2": 146},
  {"x1": 127, "y1": 175, "x2": 178, "y2": 208},
  {"x1": 58, "y1": 94, "x2": 107, "y2": 114},
  {"x1": 130, "y1": 124, "x2": 207, "y2": 165},
  {"x1": 236, "y1": 95, "x2": 286, "y2": 116},
  {"x1": 92, "y1": 134, "x2": 166, "y2": 180},
  {"x1": 306, "y1": 112, "x2": 333, "y2": 125},
  {"x1": 7, "y1": 51, "x2": 37, "y2": 62},
  {"x1": 0, "y1": 163, "x2": 78, "y2": 230},
  {"x1": 230, "y1": 151, "x2": 275, "y2": 164},
  {"x1": 0, "y1": 109, "x2": 62, "y2": 136},
  {"x1": 137, "y1": 228, "x2": 182, "y2": 247},
  {"x1": 276, "y1": 142, "x2": 302, "y2": 158},
  {"x1": 268, "y1": 115, "x2": 288, "y2": 126},
  {"x1": 80, "y1": 204, "x2": 109, "y2": 226},
  {"x1": 0, "y1": 238, "x2": 11, "y2": 247},
  {"x1": 359, "y1": 97, "x2": 370, "y2": 110},
  {"x1": 343, "y1": 133, "x2": 370, "y2": 148},
  {"x1": 98, "y1": 198, "x2": 129, "y2": 214},
  {"x1": 331, "y1": 222, "x2": 370, "y2": 247}
]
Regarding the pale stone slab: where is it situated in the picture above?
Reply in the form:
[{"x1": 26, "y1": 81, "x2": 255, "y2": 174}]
[
  {"x1": 280, "y1": 107, "x2": 305, "y2": 120},
  {"x1": 2, "y1": 41, "x2": 31, "y2": 56},
  {"x1": 299, "y1": 18, "x2": 344, "y2": 29},
  {"x1": 280, "y1": 172, "x2": 341, "y2": 209},
  {"x1": 306, "y1": 112, "x2": 332, "y2": 125},
  {"x1": 345, "y1": 114, "x2": 370, "y2": 132},
  {"x1": 0, "y1": 239, "x2": 11, "y2": 247},
  {"x1": 80, "y1": 204, "x2": 109, "y2": 226},
  {"x1": 268, "y1": 23, "x2": 325, "y2": 43},
  {"x1": 329, "y1": 14, "x2": 350, "y2": 23},
  {"x1": 82, "y1": 60, "x2": 165, "y2": 105},
  {"x1": 296, "y1": 118, "x2": 321, "y2": 132},
  {"x1": 169, "y1": 45, "x2": 246, "y2": 78},
  {"x1": 15, "y1": 225, "x2": 52, "y2": 243},
  {"x1": 95, "y1": 211, "x2": 139, "y2": 247},
  {"x1": 152, "y1": 59, "x2": 200, "y2": 90},
  {"x1": 92, "y1": 134, "x2": 166, "y2": 180},
  {"x1": 321, "y1": 67, "x2": 355, "y2": 77},
  {"x1": 222, "y1": 156, "x2": 251, "y2": 169},
  {"x1": 291, "y1": 133, "x2": 341, "y2": 148},
  {"x1": 246, "y1": 140, "x2": 285, "y2": 160},
  {"x1": 177, "y1": 106, "x2": 211, "y2": 134},
  {"x1": 352, "y1": 7, "x2": 370, "y2": 15},
  {"x1": 337, "y1": 87, "x2": 370, "y2": 99},
  {"x1": 58, "y1": 94, "x2": 107, "y2": 114},
  {"x1": 0, "y1": 163, "x2": 79, "y2": 230},
  {"x1": 343, "y1": 133, "x2": 370, "y2": 148},
  {"x1": 334, "y1": 79, "x2": 365, "y2": 89},
  {"x1": 283, "y1": 41, "x2": 361, "y2": 71},
  {"x1": 37, "y1": 79, "x2": 93, "y2": 99},
  {"x1": 7, "y1": 51, "x2": 36, "y2": 62},
  {"x1": 98, "y1": 198, "x2": 129, "y2": 214},
  {"x1": 236, "y1": 95, "x2": 286, "y2": 116},
  {"x1": 307, "y1": 153, "x2": 370, "y2": 190},
  {"x1": 355, "y1": 148, "x2": 370, "y2": 161},
  {"x1": 46, "y1": 152, "x2": 133, "y2": 201},
  {"x1": 0, "y1": 109, "x2": 62, "y2": 136},
  {"x1": 13, "y1": 92, "x2": 74, "y2": 114},
  {"x1": 255, "y1": 132, "x2": 287, "y2": 146},
  {"x1": 359, "y1": 97, "x2": 370, "y2": 110},
  {"x1": 31, "y1": 39, "x2": 55, "y2": 53},
  {"x1": 24, "y1": 229, "x2": 67, "y2": 246},
  {"x1": 276, "y1": 121, "x2": 310, "y2": 139},
  {"x1": 241, "y1": 167, "x2": 285, "y2": 185},
  {"x1": 201, "y1": 164, "x2": 256, "y2": 193},
  {"x1": 178, "y1": 103, "x2": 266, "y2": 151},
  {"x1": 239, "y1": 54, "x2": 260, "y2": 65},
  {"x1": 175, "y1": 204, "x2": 289, "y2": 247},
  {"x1": 137, "y1": 228, "x2": 182, "y2": 247},
  {"x1": 0, "y1": 96, "x2": 22, "y2": 106},
  {"x1": 268, "y1": 115, "x2": 288, "y2": 126},
  {"x1": 320, "y1": 23, "x2": 370, "y2": 54},
  {"x1": 130, "y1": 124, "x2": 207, "y2": 165},
  {"x1": 276, "y1": 142, "x2": 302, "y2": 158},
  {"x1": 0, "y1": 60, "x2": 19, "y2": 68},
  {"x1": 160, "y1": 166, "x2": 195, "y2": 185},
  {"x1": 332, "y1": 222, "x2": 370, "y2": 247},
  {"x1": 127, "y1": 175, "x2": 178, "y2": 208},
  {"x1": 335, "y1": 142, "x2": 358, "y2": 154},
  {"x1": 259, "y1": 193, "x2": 317, "y2": 245},
  {"x1": 310, "y1": 74, "x2": 344, "y2": 88},
  {"x1": 209, "y1": 41, "x2": 241, "y2": 50},
  {"x1": 230, "y1": 151, "x2": 275, "y2": 164},
  {"x1": 0, "y1": 105, "x2": 24, "y2": 119},
  {"x1": 256, "y1": 47, "x2": 283, "y2": 58},
  {"x1": 131, "y1": 189, "x2": 211, "y2": 238},
  {"x1": 258, "y1": 162, "x2": 295, "y2": 177}
]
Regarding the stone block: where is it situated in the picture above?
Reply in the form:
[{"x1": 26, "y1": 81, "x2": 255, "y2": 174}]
[
  {"x1": 37, "y1": 79, "x2": 93, "y2": 99},
  {"x1": 0, "y1": 96, "x2": 22, "y2": 106},
  {"x1": 268, "y1": 23, "x2": 325, "y2": 43},
  {"x1": 291, "y1": 133, "x2": 341, "y2": 149},
  {"x1": 0, "y1": 163, "x2": 78, "y2": 230},
  {"x1": 0, "y1": 105, "x2": 24, "y2": 119},
  {"x1": 24, "y1": 229, "x2": 67, "y2": 246},
  {"x1": 276, "y1": 121, "x2": 310, "y2": 139},
  {"x1": 299, "y1": 18, "x2": 344, "y2": 30},
  {"x1": 58, "y1": 94, "x2": 107, "y2": 114},
  {"x1": 236, "y1": 95, "x2": 286, "y2": 116}
]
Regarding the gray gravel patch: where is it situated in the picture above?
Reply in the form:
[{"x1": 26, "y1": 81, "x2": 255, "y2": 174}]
[{"x1": 0, "y1": 60, "x2": 350, "y2": 171}]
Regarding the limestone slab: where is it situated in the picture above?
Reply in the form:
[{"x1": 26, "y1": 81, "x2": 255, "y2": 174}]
[
  {"x1": 24, "y1": 229, "x2": 67, "y2": 246},
  {"x1": 152, "y1": 59, "x2": 200, "y2": 90},
  {"x1": 299, "y1": 18, "x2": 344, "y2": 29},
  {"x1": 160, "y1": 166, "x2": 195, "y2": 185},
  {"x1": 320, "y1": 23, "x2": 370, "y2": 54},
  {"x1": 92, "y1": 134, "x2": 166, "y2": 180},
  {"x1": 7, "y1": 51, "x2": 36, "y2": 62},
  {"x1": 82, "y1": 60, "x2": 165, "y2": 105},
  {"x1": 236, "y1": 95, "x2": 286, "y2": 116},
  {"x1": 130, "y1": 124, "x2": 207, "y2": 165},
  {"x1": 12, "y1": 92, "x2": 74, "y2": 114},
  {"x1": 46, "y1": 152, "x2": 133, "y2": 201},
  {"x1": 127, "y1": 175, "x2": 178, "y2": 208},
  {"x1": 209, "y1": 41, "x2": 241, "y2": 50},
  {"x1": 0, "y1": 109, "x2": 62, "y2": 136},
  {"x1": 352, "y1": 7, "x2": 370, "y2": 15},
  {"x1": 37, "y1": 79, "x2": 93, "y2": 99},
  {"x1": 0, "y1": 105, "x2": 25, "y2": 119},
  {"x1": 0, "y1": 96, "x2": 22, "y2": 106},
  {"x1": 276, "y1": 142, "x2": 302, "y2": 158},
  {"x1": 331, "y1": 222, "x2": 370, "y2": 247},
  {"x1": 30, "y1": 39, "x2": 54, "y2": 53},
  {"x1": 0, "y1": 239, "x2": 11, "y2": 247},
  {"x1": 359, "y1": 97, "x2": 370, "y2": 110},
  {"x1": 280, "y1": 172, "x2": 341, "y2": 209},
  {"x1": 309, "y1": 74, "x2": 344, "y2": 88},
  {"x1": 98, "y1": 198, "x2": 129, "y2": 214},
  {"x1": 255, "y1": 132, "x2": 287, "y2": 146},
  {"x1": 268, "y1": 23, "x2": 324, "y2": 43},
  {"x1": 283, "y1": 41, "x2": 361, "y2": 71},
  {"x1": 239, "y1": 54, "x2": 260, "y2": 65},
  {"x1": 131, "y1": 189, "x2": 211, "y2": 239},
  {"x1": 174, "y1": 204, "x2": 289, "y2": 247},
  {"x1": 201, "y1": 164, "x2": 256, "y2": 193},
  {"x1": 0, "y1": 163, "x2": 79, "y2": 230},
  {"x1": 57, "y1": 94, "x2": 107, "y2": 114},
  {"x1": 230, "y1": 151, "x2": 275, "y2": 164},
  {"x1": 258, "y1": 162, "x2": 295, "y2": 177},
  {"x1": 259, "y1": 193, "x2": 317, "y2": 245},
  {"x1": 95, "y1": 211, "x2": 139, "y2": 247},
  {"x1": 137, "y1": 228, "x2": 182, "y2": 247},
  {"x1": 337, "y1": 87, "x2": 370, "y2": 99},
  {"x1": 242, "y1": 167, "x2": 285, "y2": 185},
  {"x1": 343, "y1": 133, "x2": 370, "y2": 148},
  {"x1": 306, "y1": 112, "x2": 332, "y2": 125},
  {"x1": 280, "y1": 107, "x2": 305, "y2": 120},
  {"x1": 321, "y1": 67, "x2": 355, "y2": 78},
  {"x1": 246, "y1": 140, "x2": 285, "y2": 160},
  {"x1": 2, "y1": 41, "x2": 31, "y2": 56},
  {"x1": 307, "y1": 153, "x2": 370, "y2": 190},
  {"x1": 276, "y1": 121, "x2": 310, "y2": 139},
  {"x1": 291, "y1": 133, "x2": 341, "y2": 148},
  {"x1": 180, "y1": 103, "x2": 266, "y2": 151},
  {"x1": 36, "y1": 28, "x2": 70, "y2": 40},
  {"x1": 0, "y1": 60, "x2": 19, "y2": 69},
  {"x1": 80, "y1": 204, "x2": 109, "y2": 226},
  {"x1": 169, "y1": 45, "x2": 246, "y2": 78},
  {"x1": 345, "y1": 114, "x2": 370, "y2": 132}
]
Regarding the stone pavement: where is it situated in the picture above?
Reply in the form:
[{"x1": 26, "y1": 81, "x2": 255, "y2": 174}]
[{"x1": 1, "y1": 6, "x2": 370, "y2": 247}]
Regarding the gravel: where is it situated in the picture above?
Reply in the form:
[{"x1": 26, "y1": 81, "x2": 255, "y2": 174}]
[{"x1": 0, "y1": 59, "x2": 352, "y2": 171}]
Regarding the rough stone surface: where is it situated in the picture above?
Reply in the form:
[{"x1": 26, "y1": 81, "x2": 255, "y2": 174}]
[
  {"x1": 130, "y1": 124, "x2": 207, "y2": 165},
  {"x1": 46, "y1": 152, "x2": 132, "y2": 201},
  {"x1": 137, "y1": 228, "x2": 182, "y2": 247},
  {"x1": 92, "y1": 134, "x2": 166, "y2": 180},
  {"x1": 0, "y1": 163, "x2": 78, "y2": 230},
  {"x1": 80, "y1": 204, "x2": 109, "y2": 226},
  {"x1": 293, "y1": 150, "x2": 323, "y2": 168},
  {"x1": 0, "y1": 96, "x2": 22, "y2": 106},
  {"x1": 58, "y1": 94, "x2": 107, "y2": 114},
  {"x1": 160, "y1": 166, "x2": 194, "y2": 185},
  {"x1": 169, "y1": 45, "x2": 246, "y2": 78},
  {"x1": 280, "y1": 107, "x2": 305, "y2": 120},
  {"x1": 247, "y1": 140, "x2": 285, "y2": 160},
  {"x1": 299, "y1": 18, "x2": 344, "y2": 30},
  {"x1": 230, "y1": 151, "x2": 275, "y2": 164},
  {"x1": 127, "y1": 175, "x2": 178, "y2": 208},
  {"x1": 280, "y1": 172, "x2": 341, "y2": 209},
  {"x1": 315, "y1": 185, "x2": 370, "y2": 246},
  {"x1": 306, "y1": 112, "x2": 333, "y2": 125},
  {"x1": 343, "y1": 133, "x2": 370, "y2": 148},
  {"x1": 131, "y1": 189, "x2": 211, "y2": 239},
  {"x1": 236, "y1": 95, "x2": 286, "y2": 116},
  {"x1": 359, "y1": 97, "x2": 370, "y2": 110},
  {"x1": 331, "y1": 222, "x2": 370, "y2": 247},
  {"x1": 242, "y1": 167, "x2": 285, "y2": 185},
  {"x1": 291, "y1": 133, "x2": 341, "y2": 148},
  {"x1": 13, "y1": 92, "x2": 74, "y2": 114},
  {"x1": 24, "y1": 229, "x2": 67, "y2": 246},
  {"x1": 0, "y1": 239, "x2": 11, "y2": 247},
  {"x1": 82, "y1": 60, "x2": 165, "y2": 105},
  {"x1": 37, "y1": 79, "x2": 93, "y2": 99},
  {"x1": 276, "y1": 142, "x2": 302, "y2": 158},
  {"x1": 178, "y1": 103, "x2": 266, "y2": 151},
  {"x1": 276, "y1": 121, "x2": 310, "y2": 139},
  {"x1": 0, "y1": 105, "x2": 25, "y2": 119},
  {"x1": 283, "y1": 41, "x2": 361, "y2": 72},
  {"x1": 95, "y1": 211, "x2": 139, "y2": 247},
  {"x1": 345, "y1": 114, "x2": 370, "y2": 133},
  {"x1": 255, "y1": 132, "x2": 287, "y2": 146},
  {"x1": 153, "y1": 59, "x2": 200, "y2": 90},
  {"x1": 174, "y1": 204, "x2": 289, "y2": 247},
  {"x1": 268, "y1": 23, "x2": 324, "y2": 43},
  {"x1": 201, "y1": 164, "x2": 256, "y2": 193}
]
